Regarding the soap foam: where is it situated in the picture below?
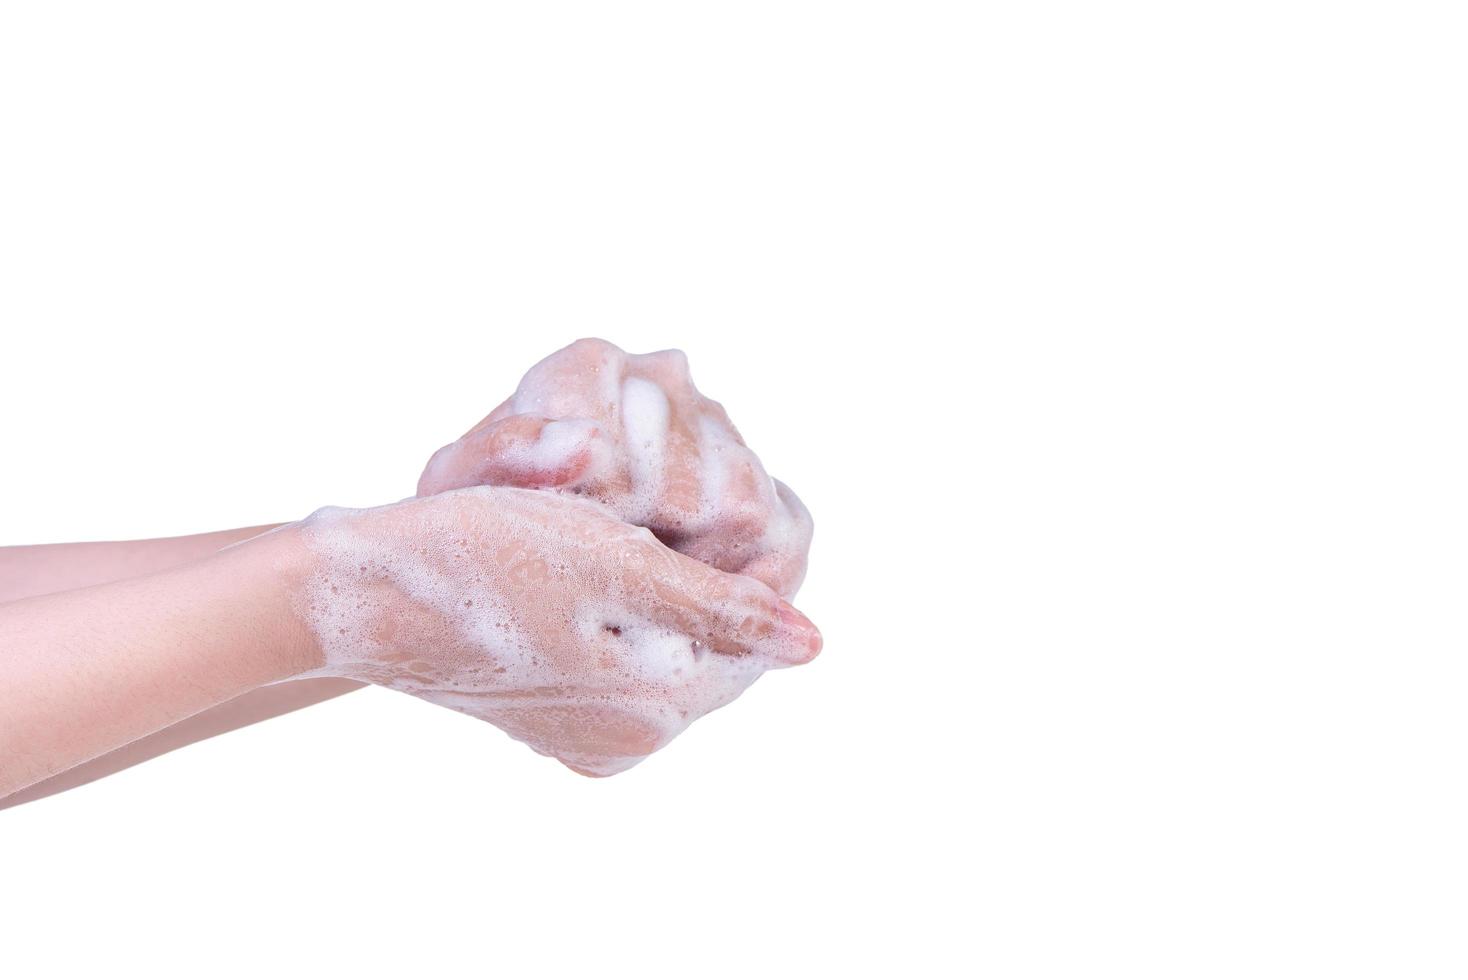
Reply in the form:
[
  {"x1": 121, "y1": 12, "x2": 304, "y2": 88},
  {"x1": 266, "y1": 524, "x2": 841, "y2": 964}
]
[
  {"x1": 454, "y1": 340, "x2": 815, "y2": 599},
  {"x1": 618, "y1": 375, "x2": 670, "y2": 524},
  {"x1": 294, "y1": 487, "x2": 806, "y2": 776}
]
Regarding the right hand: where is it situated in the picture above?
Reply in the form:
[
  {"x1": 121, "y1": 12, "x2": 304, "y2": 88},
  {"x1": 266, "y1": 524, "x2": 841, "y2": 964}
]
[
  {"x1": 290, "y1": 486, "x2": 822, "y2": 776},
  {"x1": 416, "y1": 339, "x2": 814, "y2": 599}
]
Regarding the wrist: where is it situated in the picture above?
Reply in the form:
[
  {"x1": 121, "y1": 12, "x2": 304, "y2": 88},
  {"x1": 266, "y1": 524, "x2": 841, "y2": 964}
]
[{"x1": 207, "y1": 523, "x2": 324, "y2": 680}]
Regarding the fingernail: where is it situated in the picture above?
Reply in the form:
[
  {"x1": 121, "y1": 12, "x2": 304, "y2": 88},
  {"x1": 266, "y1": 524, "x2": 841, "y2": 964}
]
[
  {"x1": 777, "y1": 601, "x2": 823, "y2": 661},
  {"x1": 777, "y1": 600, "x2": 813, "y2": 630}
]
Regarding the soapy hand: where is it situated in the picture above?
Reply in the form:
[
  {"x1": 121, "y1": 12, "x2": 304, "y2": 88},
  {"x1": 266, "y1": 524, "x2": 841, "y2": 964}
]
[
  {"x1": 293, "y1": 486, "x2": 821, "y2": 776},
  {"x1": 417, "y1": 339, "x2": 813, "y2": 599}
]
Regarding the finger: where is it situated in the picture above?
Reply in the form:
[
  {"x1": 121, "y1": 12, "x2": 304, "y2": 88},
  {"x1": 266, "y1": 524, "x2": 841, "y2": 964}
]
[
  {"x1": 658, "y1": 385, "x2": 706, "y2": 521},
  {"x1": 511, "y1": 338, "x2": 627, "y2": 419},
  {"x1": 624, "y1": 349, "x2": 707, "y2": 518},
  {"x1": 667, "y1": 443, "x2": 772, "y2": 574},
  {"x1": 417, "y1": 414, "x2": 609, "y2": 496},
  {"x1": 459, "y1": 397, "x2": 517, "y2": 439},
  {"x1": 741, "y1": 478, "x2": 815, "y2": 600},
  {"x1": 623, "y1": 538, "x2": 822, "y2": 666},
  {"x1": 695, "y1": 394, "x2": 747, "y2": 447},
  {"x1": 456, "y1": 337, "x2": 626, "y2": 449},
  {"x1": 417, "y1": 397, "x2": 515, "y2": 496}
]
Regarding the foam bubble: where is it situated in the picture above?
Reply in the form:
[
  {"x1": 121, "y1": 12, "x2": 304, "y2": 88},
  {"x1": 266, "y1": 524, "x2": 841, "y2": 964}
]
[{"x1": 619, "y1": 375, "x2": 670, "y2": 522}]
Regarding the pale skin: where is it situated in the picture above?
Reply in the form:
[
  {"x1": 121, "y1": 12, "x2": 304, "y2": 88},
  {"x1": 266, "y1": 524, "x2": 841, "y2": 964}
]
[
  {"x1": 0, "y1": 340, "x2": 819, "y2": 805},
  {"x1": 0, "y1": 529, "x2": 364, "y2": 808}
]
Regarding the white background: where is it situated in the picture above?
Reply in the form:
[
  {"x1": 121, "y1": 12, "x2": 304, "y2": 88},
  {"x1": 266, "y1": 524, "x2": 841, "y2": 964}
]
[{"x1": 1, "y1": 2, "x2": 1463, "y2": 977}]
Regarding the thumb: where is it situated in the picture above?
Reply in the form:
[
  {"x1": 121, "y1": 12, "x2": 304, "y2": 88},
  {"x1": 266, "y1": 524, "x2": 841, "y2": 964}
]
[
  {"x1": 629, "y1": 539, "x2": 823, "y2": 667},
  {"x1": 418, "y1": 414, "x2": 609, "y2": 497}
]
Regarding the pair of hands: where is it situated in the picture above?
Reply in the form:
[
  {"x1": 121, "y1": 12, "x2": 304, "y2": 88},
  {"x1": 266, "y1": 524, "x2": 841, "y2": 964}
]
[{"x1": 291, "y1": 340, "x2": 820, "y2": 775}]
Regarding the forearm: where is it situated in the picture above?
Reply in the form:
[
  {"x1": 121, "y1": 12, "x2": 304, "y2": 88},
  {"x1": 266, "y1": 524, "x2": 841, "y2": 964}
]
[
  {"x1": 0, "y1": 675, "x2": 362, "y2": 809},
  {"x1": 0, "y1": 525, "x2": 281, "y2": 604},
  {"x1": 0, "y1": 523, "x2": 364, "y2": 808},
  {"x1": 0, "y1": 528, "x2": 317, "y2": 798}
]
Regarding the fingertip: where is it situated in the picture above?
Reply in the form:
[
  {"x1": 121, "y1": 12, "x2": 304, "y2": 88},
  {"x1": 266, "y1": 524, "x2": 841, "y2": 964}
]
[
  {"x1": 641, "y1": 347, "x2": 691, "y2": 376},
  {"x1": 805, "y1": 622, "x2": 823, "y2": 660},
  {"x1": 416, "y1": 441, "x2": 465, "y2": 497},
  {"x1": 773, "y1": 478, "x2": 813, "y2": 530},
  {"x1": 773, "y1": 600, "x2": 823, "y2": 665}
]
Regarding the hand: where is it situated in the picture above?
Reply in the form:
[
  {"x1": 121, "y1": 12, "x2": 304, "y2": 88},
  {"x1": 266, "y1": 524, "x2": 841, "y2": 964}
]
[
  {"x1": 416, "y1": 339, "x2": 814, "y2": 599},
  {"x1": 291, "y1": 486, "x2": 822, "y2": 776}
]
